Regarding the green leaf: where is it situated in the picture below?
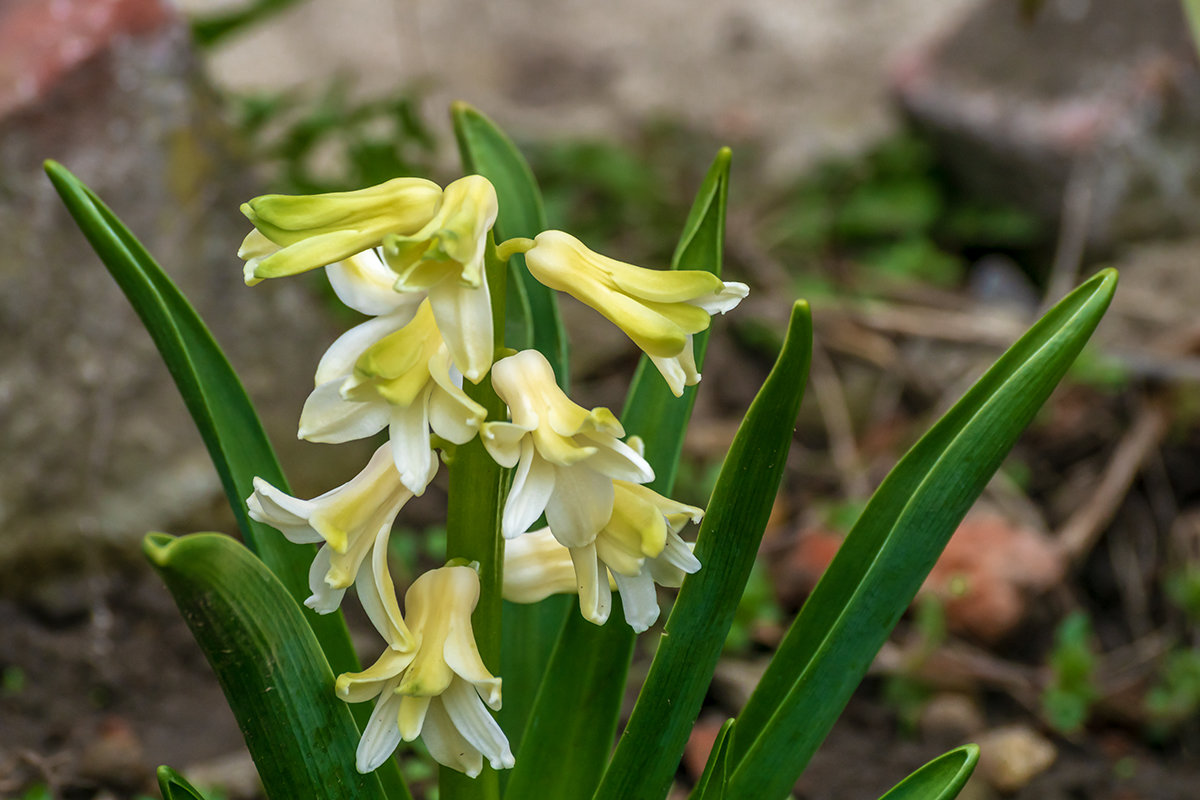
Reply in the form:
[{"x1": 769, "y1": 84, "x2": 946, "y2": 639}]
[
  {"x1": 727, "y1": 270, "x2": 1117, "y2": 798},
  {"x1": 497, "y1": 594, "x2": 570, "y2": 749},
  {"x1": 42, "y1": 162, "x2": 359, "y2": 677},
  {"x1": 144, "y1": 533, "x2": 402, "y2": 800},
  {"x1": 594, "y1": 301, "x2": 813, "y2": 800},
  {"x1": 451, "y1": 102, "x2": 565, "y2": 383},
  {"x1": 689, "y1": 720, "x2": 735, "y2": 800},
  {"x1": 876, "y1": 745, "x2": 979, "y2": 800},
  {"x1": 1186, "y1": 0, "x2": 1200, "y2": 56},
  {"x1": 190, "y1": 0, "x2": 306, "y2": 46},
  {"x1": 155, "y1": 766, "x2": 207, "y2": 800},
  {"x1": 622, "y1": 147, "x2": 731, "y2": 491},
  {"x1": 506, "y1": 151, "x2": 734, "y2": 800},
  {"x1": 502, "y1": 596, "x2": 636, "y2": 800}
]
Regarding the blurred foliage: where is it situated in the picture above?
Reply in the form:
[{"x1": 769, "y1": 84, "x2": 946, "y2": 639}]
[
  {"x1": 525, "y1": 119, "x2": 720, "y2": 265},
  {"x1": 1145, "y1": 649, "x2": 1200, "y2": 738},
  {"x1": 882, "y1": 594, "x2": 947, "y2": 734},
  {"x1": 398, "y1": 739, "x2": 440, "y2": 800},
  {"x1": 1041, "y1": 612, "x2": 1099, "y2": 734},
  {"x1": 724, "y1": 560, "x2": 783, "y2": 654},
  {"x1": 190, "y1": 0, "x2": 308, "y2": 47},
  {"x1": 2, "y1": 664, "x2": 25, "y2": 696},
  {"x1": 1166, "y1": 564, "x2": 1200, "y2": 625},
  {"x1": 233, "y1": 83, "x2": 440, "y2": 195},
  {"x1": 1065, "y1": 345, "x2": 1131, "y2": 392},
  {"x1": 1145, "y1": 564, "x2": 1200, "y2": 739},
  {"x1": 820, "y1": 499, "x2": 869, "y2": 534},
  {"x1": 767, "y1": 133, "x2": 1042, "y2": 291},
  {"x1": 673, "y1": 454, "x2": 725, "y2": 510},
  {"x1": 387, "y1": 524, "x2": 448, "y2": 588}
]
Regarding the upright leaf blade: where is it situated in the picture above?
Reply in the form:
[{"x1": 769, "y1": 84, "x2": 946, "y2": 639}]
[
  {"x1": 689, "y1": 719, "x2": 735, "y2": 800},
  {"x1": 727, "y1": 271, "x2": 1117, "y2": 798},
  {"x1": 144, "y1": 533, "x2": 403, "y2": 800},
  {"x1": 877, "y1": 745, "x2": 979, "y2": 800},
  {"x1": 593, "y1": 301, "x2": 813, "y2": 800},
  {"x1": 505, "y1": 151, "x2": 733, "y2": 800},
  {"x1": 43, "y1": 162, "x2": 360, "y2": 678},
  {"x1": 452, "y1": 102, "x2": 565, "y2": 382},
  {"x1": 155, "y1": 766, "x2": 208, "y2": 800},
  {"x1": 621, "y1": 147, "x2": 731, "y2": 490},
  {"x1": 501, "y1": 596, "x2": 636, "y2": 800}
]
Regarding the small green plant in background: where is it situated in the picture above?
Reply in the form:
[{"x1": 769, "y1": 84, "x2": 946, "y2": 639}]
[
  {"x1": 767, "y1": 133, "x2": 1042, "y2": 291},
  {"x1": 234, "y1": 84, "x2": 440, "y2": 195},
  {"x1": 1065, "y1": 345, "x2": 1131, "y2": 393},
  {"x1": 1166, "y1": 564, "x2": 1200, "y2": 624},
  {"x1": 43, "y1": 96, "x2": 1115, "y2": 800},
  {"x1": 1144, "y1": 564, "x2": 1200, "y2": 740},
  {"x1": 724, "y1": 561, "x2": 783, "y2": 654},
  {"x1": 1041, "y1": 611, "x2": 1100, "y2": 735},
  {"x1": 882, "y1": 594, "x2": 948, "y2": 735},
  {"x1": 1145, "y1": 649, "x2": 1200, "y2": 738},
  {"x1": 2, "y1": 664, "x2": 26, "y2": 697}
]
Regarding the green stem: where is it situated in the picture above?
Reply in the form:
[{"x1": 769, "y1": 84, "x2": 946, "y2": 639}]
[
  {"x1": 441, "y1": 234, "x2": 509, "y2": 800},
  {"x1": 496, "y1": 236, "x2": 534, "y2": 261}
]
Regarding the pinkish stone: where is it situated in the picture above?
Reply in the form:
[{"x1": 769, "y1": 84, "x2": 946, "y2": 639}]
[{"x1": 0, "y1": 0, "x2": 172, "y2": 117}]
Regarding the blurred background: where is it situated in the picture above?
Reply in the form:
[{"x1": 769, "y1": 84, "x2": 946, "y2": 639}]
[{"x1": 3, "y1": 0, "x2": 1200, "y2": 797}]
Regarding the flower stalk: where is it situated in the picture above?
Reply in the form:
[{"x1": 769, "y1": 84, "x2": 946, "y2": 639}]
[{"x1": 441, "y1": 234, "x2": 511, "y2": 800}]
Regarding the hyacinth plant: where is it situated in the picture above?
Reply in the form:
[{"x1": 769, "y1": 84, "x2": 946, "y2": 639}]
[{"x1": 45, "y1": 103, "x2": 1115, "y2": 800}]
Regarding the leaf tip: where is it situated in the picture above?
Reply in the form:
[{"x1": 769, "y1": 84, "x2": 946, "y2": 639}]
[
  {"x1": 1093, "y1": 266, "x2": 1119, "y2": 290},
  {"x1": 789, "y1": 298, "x2": 812, "y2": 327},
  {"x1": 143, "y1": 531, "x2": 178, "y2": 566},
  {"x1": 43, "y1": 159, "x2": 73, "y2": 194},
  {"x1": 156, "y1": 764, "x2": 206, "y2": 800}
]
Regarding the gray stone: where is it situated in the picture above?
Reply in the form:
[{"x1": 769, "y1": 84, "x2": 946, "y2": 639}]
[
  {"x1": 892, "y1": 0, "x2": 1200, "y2": 249},
  {"x1": 0, "y1": 0, "x2": 358, "y2": 565},
  {"x1": 185, "y1": 0, "x2": 978, "y2": 177}
]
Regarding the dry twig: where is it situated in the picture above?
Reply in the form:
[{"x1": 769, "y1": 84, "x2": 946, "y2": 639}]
[{"x1": 1056, "y1": 396, "x2": 1172, "y2": 563}]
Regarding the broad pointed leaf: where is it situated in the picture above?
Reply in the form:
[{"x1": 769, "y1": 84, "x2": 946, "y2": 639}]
[
  {"x1": 144, "y1": 533, "x2": 403, "y2": 800},
  {"x1": 43, "y1": 161, "x2": 359, "y2": 675},
  {"x1": 877, "y1": 745, "x2": 980, "y2": 800},
  {"x1": 689, "y1": 719, "x2": 735, "y2": 800},
  {"x1": 593, "y1": 301, "x2": 813, "y2": 800},
  {"x1": 727, "y1": 271, "x2": 1117, "y2": 798},
  {"x1": 155, "y1": 766, "x2": 208, "y2": 800}
]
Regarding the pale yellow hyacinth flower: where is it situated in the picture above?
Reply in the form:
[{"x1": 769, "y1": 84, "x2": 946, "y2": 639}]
[
  {"x1": 326, "y1": 248, "x2": 427, "y2": 317},
  {"x1": 481, "y1": 350, "x2": 654, "y2": 547},
  {"x1": 503, "y1": 485, "x2": 703, "y2": 631},
  {"x1": 239, "y1": 177, "x2": 442, "y2": 285},
  {"x1": 246, "y1": 441, "x2": 431, "y2": 614},
  {"x1": 337, "y1": 565, "x2": 514, "y2": 777},
  {"x1": 299, "y1": 299, "x2": 486, "y2": 494},
  {"x1": 523, "y1": 230, "x2": 749, "y2": 396},
  {"x1": 501, "y1": 527, "x2": 582, "y2": 603},
  {"x1": 576, "y1": 480, "x2": 703, "y2": 631},
  {"x1": 383, "y1": 175, "x2": 499, "y2": 383}
]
